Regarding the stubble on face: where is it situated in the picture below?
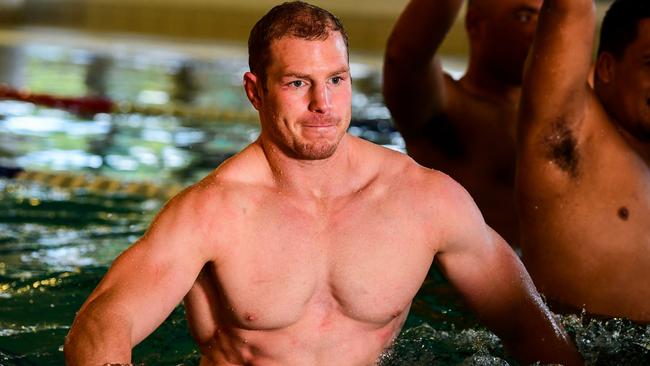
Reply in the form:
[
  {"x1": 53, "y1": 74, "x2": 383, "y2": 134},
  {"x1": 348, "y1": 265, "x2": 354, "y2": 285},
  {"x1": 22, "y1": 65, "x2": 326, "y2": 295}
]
[
  {"x1": 259, "y1": 33, "x2": 351, "y2": 161},
  {"x1": 260, "y1": 86, "x2": 346, "y2": 161},
  {"x1": 291, "y1": 118, "x2": 342, "y2": 160}
]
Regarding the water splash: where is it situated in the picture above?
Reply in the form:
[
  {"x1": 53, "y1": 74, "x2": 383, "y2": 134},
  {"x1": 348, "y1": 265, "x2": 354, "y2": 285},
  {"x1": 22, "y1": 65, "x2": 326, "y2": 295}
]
[
  {"x1": 379, "y1": 315, "x2": 650, "y2": 366},
  {"x1": 379, "y1": 323, "x2": 509, "y2": 366},
  {"x1": 562, "y1": 314, "x2": 650, "y2": 365}
]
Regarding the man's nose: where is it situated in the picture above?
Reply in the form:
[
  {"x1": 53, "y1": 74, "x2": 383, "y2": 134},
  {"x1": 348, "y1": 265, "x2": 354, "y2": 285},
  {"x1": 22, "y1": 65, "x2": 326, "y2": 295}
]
[{"x1": 309, "y1": 83, "x2": 331, "y2": 114}]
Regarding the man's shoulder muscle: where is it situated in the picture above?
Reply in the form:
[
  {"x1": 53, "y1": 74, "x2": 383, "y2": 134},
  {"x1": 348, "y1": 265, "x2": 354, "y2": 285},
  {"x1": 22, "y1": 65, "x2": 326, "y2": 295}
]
[
  {"x1": 162, "y1": 155, "x2": 269, "y2": 252},
  {"x1": 415, "y1": 168, "x2": 489, "y2": 248},
  {"x1": 392, "y1": 157, "x2": 475, "y2": 222}
]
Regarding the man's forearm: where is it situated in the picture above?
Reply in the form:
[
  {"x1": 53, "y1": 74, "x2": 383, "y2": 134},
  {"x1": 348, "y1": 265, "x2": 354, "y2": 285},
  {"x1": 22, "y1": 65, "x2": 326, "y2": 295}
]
[
  {"x1": 518, "y1": 0, "x2": 595, "y2": 136},
  {"x1": 501, "y1": 301, "x2": 583, "y2": 366},
  {"x1": 385, "y1": 0, "x2": 464, "y2": 66},
  {"x1": 65, "y1": 303, "x2": 133, "y2": 366}
]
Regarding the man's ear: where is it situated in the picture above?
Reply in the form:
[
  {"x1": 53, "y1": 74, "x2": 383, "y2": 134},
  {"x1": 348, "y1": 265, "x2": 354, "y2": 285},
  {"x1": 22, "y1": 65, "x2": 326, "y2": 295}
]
[
  {"x1": 244, "y1": 72, "x2": 263, "y2": 110},
  {"x1": 595, "y1": 52, "x2": 615, "y2": 84}
]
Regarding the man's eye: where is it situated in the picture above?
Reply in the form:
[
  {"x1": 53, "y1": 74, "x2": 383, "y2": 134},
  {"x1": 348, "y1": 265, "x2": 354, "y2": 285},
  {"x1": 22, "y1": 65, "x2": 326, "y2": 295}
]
[
  {"x1": 290, "y1": 80, "x2": 304, "y2": 88},
  {"x1": 331, "y1": 76, "x2": 343, "y2": 85},
  {"x1": 515, "y1": 12, "x2": 532, "y2": 22}
]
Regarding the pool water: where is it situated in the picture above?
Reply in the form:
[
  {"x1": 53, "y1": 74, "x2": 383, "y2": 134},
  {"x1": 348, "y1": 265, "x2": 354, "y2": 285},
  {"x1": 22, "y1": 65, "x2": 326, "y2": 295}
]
[{"x1": 0, "y1": 43, "x2": 649, "y2": 365}]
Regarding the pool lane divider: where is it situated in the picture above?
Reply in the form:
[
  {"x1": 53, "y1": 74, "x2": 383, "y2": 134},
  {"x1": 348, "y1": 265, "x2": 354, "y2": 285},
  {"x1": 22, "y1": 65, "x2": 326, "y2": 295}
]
[
  {"x1": 0, "y1": 84, "x2": 113, "y2": 115},
  {"x1": 0, "y1": 84, "x2": 259, "y2": 124},
  {"x1": 0, "y1": 166, "x2": 183, "y2": 199}
]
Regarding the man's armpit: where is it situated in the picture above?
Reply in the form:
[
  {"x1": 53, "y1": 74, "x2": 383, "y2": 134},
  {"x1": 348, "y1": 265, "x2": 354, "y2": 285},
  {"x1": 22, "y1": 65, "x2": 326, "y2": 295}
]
[{"x1": 541, "y1": 119, "x2": 580, "y2": 178}]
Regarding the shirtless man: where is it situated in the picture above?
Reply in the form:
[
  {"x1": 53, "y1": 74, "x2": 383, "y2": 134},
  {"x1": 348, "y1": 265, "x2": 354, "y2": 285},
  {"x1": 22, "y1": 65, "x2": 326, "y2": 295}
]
[
  {"x1": 517, "y1": 0, "x2": 650, "y2": 321},
  {"x1": 384, "y1": 0, "x2": 542, "y2": 245},
  {"x1": 64, "y1": 2, "x2": 582, "y2": 365}
]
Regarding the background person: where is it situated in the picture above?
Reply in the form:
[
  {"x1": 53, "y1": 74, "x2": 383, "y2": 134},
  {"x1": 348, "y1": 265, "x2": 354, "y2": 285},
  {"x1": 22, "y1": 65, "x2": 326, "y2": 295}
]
[
  {"x1": 383, "y1": 0, "x2": 542, "y2": 245},
  {"x1": 516, "y1": 0, "x2": 650, "y2": 321}
]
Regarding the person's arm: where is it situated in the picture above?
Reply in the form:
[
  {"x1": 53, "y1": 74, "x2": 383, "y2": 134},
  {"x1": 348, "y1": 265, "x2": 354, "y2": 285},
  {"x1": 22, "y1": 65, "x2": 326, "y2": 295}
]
[
  {"x1": 433, "y1": 177, "x2": 583, "y2": 365},
  {"x1": 517, "y1": 0, "x2": 596, "y2": 158},
  {"x1": 64, "y1": 187, "x2": 215, "y2": 365},
  {"x1": 383, "y1": 0, "x2": 463, "y2": 134}
]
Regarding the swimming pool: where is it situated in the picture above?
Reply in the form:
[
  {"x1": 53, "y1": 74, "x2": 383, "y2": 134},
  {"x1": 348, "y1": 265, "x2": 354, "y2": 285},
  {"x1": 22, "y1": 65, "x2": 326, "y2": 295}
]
[{"x1": 0, "y1": 42, "x2": 649, "y2": 365}]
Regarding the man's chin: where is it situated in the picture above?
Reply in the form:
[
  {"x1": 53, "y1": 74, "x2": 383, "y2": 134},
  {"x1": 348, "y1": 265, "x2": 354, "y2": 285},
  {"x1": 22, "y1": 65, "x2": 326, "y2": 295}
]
[{"x1": 293, "y1": 141, "x2": 338, "y2": 160}]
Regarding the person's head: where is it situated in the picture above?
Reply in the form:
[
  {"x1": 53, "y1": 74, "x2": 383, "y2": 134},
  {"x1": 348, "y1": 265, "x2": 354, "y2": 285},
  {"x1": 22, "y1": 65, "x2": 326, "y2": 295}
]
[
  {"x1": 465, "y1": 0, "x2": 542, "y2": 85},
  {"x1": 594, "y1": 0, "x2": 650, "y2": 142},
  {"x1": 247, "y1": 1, "x2": 349, "y2": 91},
  {"x1": 244, "y1": 1, "x2": 352, "y2": 160}
]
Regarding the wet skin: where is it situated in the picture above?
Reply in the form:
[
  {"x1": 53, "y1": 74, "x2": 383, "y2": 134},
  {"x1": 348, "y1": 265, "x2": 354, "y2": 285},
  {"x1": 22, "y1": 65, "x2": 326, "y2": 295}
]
[
  {"x1": 65, "y1": 32, "x2": 582, "y2": 366},
  {"x1": 517, "y1": 1, "x2": 650, "y2": 321},
  {"x1": 383, "y1": 0, "x2": 542, "y2": 246}
]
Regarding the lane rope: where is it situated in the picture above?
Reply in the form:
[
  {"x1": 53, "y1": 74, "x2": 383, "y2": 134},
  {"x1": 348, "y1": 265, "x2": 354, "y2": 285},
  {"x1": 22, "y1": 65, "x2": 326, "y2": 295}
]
[
  {"x1": 0, "y1": 84, "x2": 259, "y2": 124},
  {"x1": 1, "y1": 166, "x2": 183, "y2": 200}
]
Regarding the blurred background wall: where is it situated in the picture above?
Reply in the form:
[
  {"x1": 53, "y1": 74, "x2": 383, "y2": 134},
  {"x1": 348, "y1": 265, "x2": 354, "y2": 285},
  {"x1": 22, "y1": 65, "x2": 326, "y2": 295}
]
[
  {"x1": 6, "y1": 0, "x2": 471, "y2": 56},
  {"x1": 2, "y1": 0, "x2": 615, "y2": 57},
  {"x1": 0, "y1": 0, "x2": 616, "y2": 94}
]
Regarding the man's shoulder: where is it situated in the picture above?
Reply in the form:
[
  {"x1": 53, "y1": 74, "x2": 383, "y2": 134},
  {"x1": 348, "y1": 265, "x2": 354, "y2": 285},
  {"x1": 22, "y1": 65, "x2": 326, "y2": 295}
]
[
  {"x1": 353, "y1": 136, "x2": 424, "y2": 177},
  {"x1": 370, "y1": 145, "x2": 467, "y2": 202},
  {"x1": 442, "y1": 73, "x2": 470, "y2": 104},
  {"x1": 375, "y1": 151, "x2": 486, "y2": 245},
  {"x1": 169, "y1": 145, "x2": 271, "y2": 219},
  {"x1": 409, "y1": 165, "x2": 472, "y2": 205}
]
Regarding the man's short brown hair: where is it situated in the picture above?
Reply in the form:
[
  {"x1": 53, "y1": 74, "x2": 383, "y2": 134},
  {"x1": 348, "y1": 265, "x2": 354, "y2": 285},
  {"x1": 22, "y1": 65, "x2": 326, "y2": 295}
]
[{"x1": 248, "y1": 1, "x2": 349, "y2": 90}]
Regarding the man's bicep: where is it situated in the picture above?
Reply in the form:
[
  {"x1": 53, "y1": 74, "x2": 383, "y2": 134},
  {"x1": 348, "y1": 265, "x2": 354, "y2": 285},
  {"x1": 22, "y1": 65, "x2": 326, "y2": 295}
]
[
  {"x1": 426, "y1": 174, "x2": 535, "y2": 328},
  {"x1": 81, "y1": 196, "x2": 211, "y2": 345},
  {"x1": 437, "y1": 228, "x2": 539, "y2": 331},
  {"x1": 83, "y1": 249, "x2": 204, "y2": 347}
]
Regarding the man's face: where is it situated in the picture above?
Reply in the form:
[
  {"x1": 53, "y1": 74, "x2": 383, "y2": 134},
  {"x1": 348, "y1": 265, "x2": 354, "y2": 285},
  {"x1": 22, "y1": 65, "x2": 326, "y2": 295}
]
[
  {"x1": 469, "y1": 0, "x2": 542, "y2": 84},
  {"x1": 606, "y1": 19, "x2": 650, "y2": 141},
  {"x1": 247, "y1": 32, "x2": 352, "y2": 160}
]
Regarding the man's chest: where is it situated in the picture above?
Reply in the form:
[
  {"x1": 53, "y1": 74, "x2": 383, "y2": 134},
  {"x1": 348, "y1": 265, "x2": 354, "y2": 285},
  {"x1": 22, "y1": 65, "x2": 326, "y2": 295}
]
[
  {"x1": 211, "y1": 206, "x2": 436, "y2": 331},
  {"x1": 543, "y1": 134, "x2": 650, "y2": 242}
]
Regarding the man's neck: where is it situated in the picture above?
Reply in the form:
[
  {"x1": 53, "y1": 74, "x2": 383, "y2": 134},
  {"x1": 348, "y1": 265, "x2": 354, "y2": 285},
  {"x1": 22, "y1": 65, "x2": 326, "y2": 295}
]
[
  {"x1": 256, "y1": 134, "x2": 361, "y2": 203},
  {"x1": 618, "y1": 126, "x2": 650, "y2": 164},
  {"x1": 596, "y1": 87, "x2": 650, "y2": 163},
  {"x1": 460, "y1": 61, "x2": 521, "y2": 105}
]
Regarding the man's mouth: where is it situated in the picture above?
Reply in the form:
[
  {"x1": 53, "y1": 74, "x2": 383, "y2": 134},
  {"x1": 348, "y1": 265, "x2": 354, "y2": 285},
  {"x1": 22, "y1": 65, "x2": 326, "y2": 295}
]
[{"x1": 301, "y1": 116, "x2": 338, "y2": 128}]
